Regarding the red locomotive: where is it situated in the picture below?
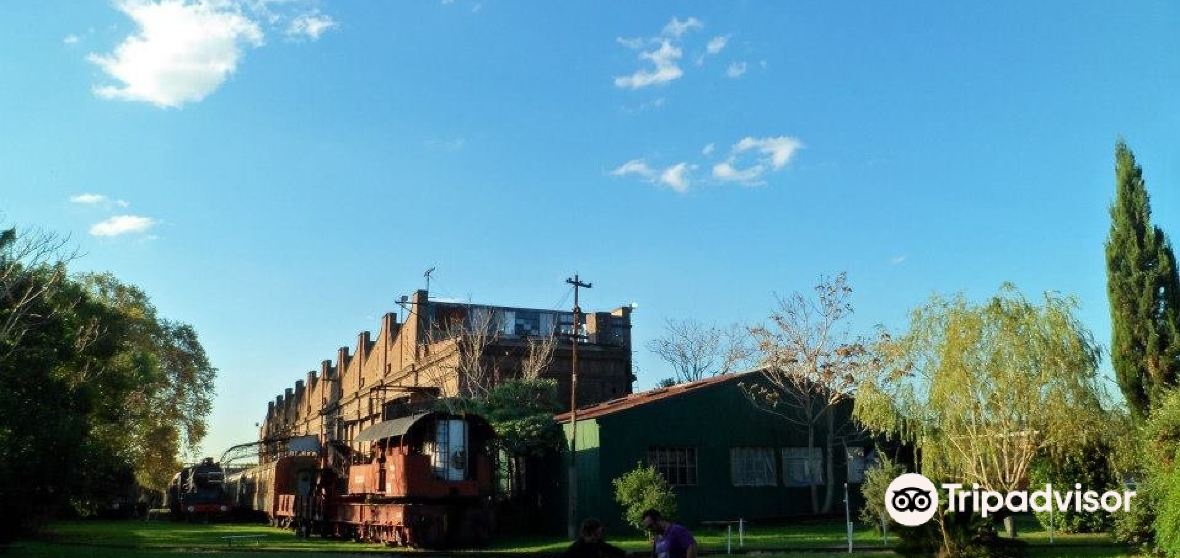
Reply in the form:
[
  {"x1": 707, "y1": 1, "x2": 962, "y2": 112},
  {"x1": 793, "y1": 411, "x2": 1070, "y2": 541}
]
[{"x1": 226, "y1": 410, "x2": 496, "y2": 548}]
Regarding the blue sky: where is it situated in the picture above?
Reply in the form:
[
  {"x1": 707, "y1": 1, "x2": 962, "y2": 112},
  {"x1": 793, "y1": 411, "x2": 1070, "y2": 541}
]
[{"x1": 1, "y1": 1, "x2": 1178, "y2": 456}]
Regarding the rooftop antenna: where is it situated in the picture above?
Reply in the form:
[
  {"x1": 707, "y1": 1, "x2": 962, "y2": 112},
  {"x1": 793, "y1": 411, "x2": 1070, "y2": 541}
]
[{"x1": 424, "y1": 266, "x2": 436, "y2": 293}]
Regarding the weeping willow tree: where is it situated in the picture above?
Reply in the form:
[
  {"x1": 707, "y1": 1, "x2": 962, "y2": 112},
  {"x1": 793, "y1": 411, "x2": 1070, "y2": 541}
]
[{"x1": 855, "y1": 284, "x2": 1108, "y2": 547}]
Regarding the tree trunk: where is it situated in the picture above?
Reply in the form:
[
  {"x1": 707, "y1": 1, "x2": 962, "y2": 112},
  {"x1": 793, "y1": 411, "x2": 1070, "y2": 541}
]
[
  {"x1": 821, "y1": 411, "x2": 836, "y2": 513},
  {"x1": 1003, "y1": 515, "x2": 1017, "y2": 538},
  {"x1": 807, "y1": 424, "x2": 819, "y2": 513}
]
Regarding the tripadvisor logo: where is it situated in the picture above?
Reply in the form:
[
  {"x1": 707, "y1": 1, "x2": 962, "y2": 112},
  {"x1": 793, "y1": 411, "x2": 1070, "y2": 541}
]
[{"x1": 885, "y1": 473, "x2": 1137, "y2": 526}]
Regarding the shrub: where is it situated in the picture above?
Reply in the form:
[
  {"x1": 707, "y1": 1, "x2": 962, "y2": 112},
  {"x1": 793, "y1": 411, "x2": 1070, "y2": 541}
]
[
  {"x1": 1029, "y1": 446, "x2": 1117, "y2": 533},
  {"x1": 612, "y1": 462, "x2": 676, "y2": 533},
  {"x1": 859, "y1": 452, "x2": 905, "y2": 532},
  {"x1": 1147, "y1": 390, "x2": 1180, "y2": 556}
]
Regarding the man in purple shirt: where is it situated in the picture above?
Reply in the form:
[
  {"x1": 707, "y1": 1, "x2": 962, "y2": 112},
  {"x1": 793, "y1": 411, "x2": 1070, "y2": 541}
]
[{"x1": 641, "y1": 509, "x2": 696, "y2": 558}]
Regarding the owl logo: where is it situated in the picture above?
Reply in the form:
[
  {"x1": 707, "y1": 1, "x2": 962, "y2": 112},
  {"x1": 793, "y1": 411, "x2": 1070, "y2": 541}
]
[{"x1": 885, "y1": 473, "x2": 940, "y2": 526}]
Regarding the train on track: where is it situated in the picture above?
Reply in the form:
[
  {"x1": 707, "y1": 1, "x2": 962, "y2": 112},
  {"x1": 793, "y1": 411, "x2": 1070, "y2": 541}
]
[
  {"x1": 166, "y1": 458, "x2": 232, "y2": 520},
  {"x1": 223, "y1": 410, "x2": 496, "y2": 548}
]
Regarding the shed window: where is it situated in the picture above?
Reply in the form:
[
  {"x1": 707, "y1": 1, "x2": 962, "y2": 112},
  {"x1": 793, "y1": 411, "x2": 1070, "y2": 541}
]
[
  {"x1": 648, "y1": 447, "x2": 697, "y2": 486},
  {"x1": 846, "y1": 447, "x2": 867, "y2": 483},
  {"x1": 782, "y1": 447, "x2": 824, "y2": 486},
  {"x1": 730, "y1": 447, "x2": 776, "y2": 487}
]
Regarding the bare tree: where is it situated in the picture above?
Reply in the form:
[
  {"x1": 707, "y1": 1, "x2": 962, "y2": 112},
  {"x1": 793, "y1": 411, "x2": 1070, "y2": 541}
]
[
  {"x1": 739, "y1": 272, "x2": 876, "y2": 514},
  {"x1": 648, "y1": 319, "x2": 758, "y2": 385},
  {"x1": 425, "y1": 307, "x2": 502, "y2": 406},
  {"x1": 521, "y1": 334, "x2": 557, "y2": 380},
  {"x1": 0, "y1": 226, "x2": 80, "y2": 364}
]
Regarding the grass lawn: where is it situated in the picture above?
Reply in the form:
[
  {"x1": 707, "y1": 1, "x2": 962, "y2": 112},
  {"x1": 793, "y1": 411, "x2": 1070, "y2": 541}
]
[{"x1": 0, "y1": 515, "x2": 1141, "y2": 557}]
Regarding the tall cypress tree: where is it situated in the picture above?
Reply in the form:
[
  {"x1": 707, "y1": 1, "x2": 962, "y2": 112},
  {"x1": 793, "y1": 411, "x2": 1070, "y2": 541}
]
[{"x1": 1106, "y1": 140, "x2": 1180, "y2": 421}]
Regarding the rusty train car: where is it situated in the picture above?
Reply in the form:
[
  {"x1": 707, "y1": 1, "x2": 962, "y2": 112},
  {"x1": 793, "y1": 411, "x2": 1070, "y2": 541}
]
[{"x1": 226, "y1": 411, "x2": 495, "y2": 547}]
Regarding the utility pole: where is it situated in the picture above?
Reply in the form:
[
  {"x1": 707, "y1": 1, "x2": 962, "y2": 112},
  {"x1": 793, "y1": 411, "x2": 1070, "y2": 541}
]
[{"x1": 565, "y1": 273, "x2": 591, "y2": 539}]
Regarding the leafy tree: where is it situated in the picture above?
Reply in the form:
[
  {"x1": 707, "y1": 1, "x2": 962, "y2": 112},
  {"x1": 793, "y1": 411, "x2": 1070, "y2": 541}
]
[
  {"x1": 0, "y1": 227, "x2": 216, "y2": 539},
  {"x1": 612, "y1": 462, "x2": 677, "y2": 533},
  {"x1": 478, "y1": 377, "x2": 563, "y2": 458},
  {"x1": 856, "y1": 285, "x2": 1107, "y2": 549},
  {"x1": 1106, "y1": 140, "x2": 1180, "y2": 422}
]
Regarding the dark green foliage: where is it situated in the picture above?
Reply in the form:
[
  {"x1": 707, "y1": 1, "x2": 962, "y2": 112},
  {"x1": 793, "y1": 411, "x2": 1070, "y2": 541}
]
[
  {"x1": 612, "y1": 462, "x2": 677, "y2": 533},
  {"x1": 1030, "y1": 444, "x2": 1118, "y2": 533},
  {"x1": 478, "y1": 377, "x2": 563, "y2": 458},
  {"x1": 1145, "y1": 389, "x2": 1180, "y2": 556},
  {"x1": 858, "y1": 452, "x2": 904, "y2": 531},
  {"x1": 0, "y1": 227, "x2": 216, "y2": 541},
  {"x1": 1106, "y1": 140, "x2": 1180, "y2": 422},
  {"x1": 894, "y1": 510, "x2": 1027, "y2": 558}
]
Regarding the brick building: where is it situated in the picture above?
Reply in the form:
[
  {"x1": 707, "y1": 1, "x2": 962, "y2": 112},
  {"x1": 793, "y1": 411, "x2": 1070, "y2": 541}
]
[{"x1": 259, "y1": 290, "x2": 635, "y2": 452}]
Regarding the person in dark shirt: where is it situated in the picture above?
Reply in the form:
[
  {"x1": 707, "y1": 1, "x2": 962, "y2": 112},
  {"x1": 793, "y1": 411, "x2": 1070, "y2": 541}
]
[
  {"x1": 564, "y1": 518, "x2": 627, "y2": 558},
  {"x1": 641, "y1": 509, "x2": 696, "y2": 558}
]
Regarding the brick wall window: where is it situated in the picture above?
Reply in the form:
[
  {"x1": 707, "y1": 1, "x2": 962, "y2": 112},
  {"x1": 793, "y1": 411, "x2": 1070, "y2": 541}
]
[
  {"x1": 730, "y1": 447, "x2": 776, "y2": 486},
  {"x1": 648, "y1": 447, "x2": 697, "y2": 486}
]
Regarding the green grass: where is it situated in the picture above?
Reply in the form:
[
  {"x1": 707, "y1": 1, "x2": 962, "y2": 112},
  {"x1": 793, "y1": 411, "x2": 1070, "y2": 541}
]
[{"x1": 0, "y1": 516, "x2": 1141, "y2": 557}]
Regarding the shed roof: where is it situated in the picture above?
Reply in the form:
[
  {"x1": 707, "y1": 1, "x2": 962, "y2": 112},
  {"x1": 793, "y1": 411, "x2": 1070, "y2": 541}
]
[{"x1": 555, "y1": 370, "x2": 757, "y2": 423}]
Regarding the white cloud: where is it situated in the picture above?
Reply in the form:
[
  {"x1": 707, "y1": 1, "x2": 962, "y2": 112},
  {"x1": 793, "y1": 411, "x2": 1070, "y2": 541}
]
[
  {"x1": 712, "y1": 136, "x2": 804, "y2": 185},
  {"x1": 617, "y1": 135, "x2": 802, "y2": 191},
  {"x1": 705, "y1": 35, "x2": 728, "y2": 54},
  {"x1": 88, "y1": 0, "x2": 265, "y2": 108},
  {"x1": 712, "y1": 161, "x2": 766, "y2": 184},
  {"x1": 287, "y1": 12, "x2": 335, "y2": 40},
  {"x1": 89, "y1": 215, "x2": 157, "y2": 237},
  {"x1": 662, "y1": 17, "x2": 702, "y2": 38},
  {"x1": 614, "y1": 39, "x2": 684, "y2": 89},
  {"x1": 70, "y1": 193, "x2": 107, "y2": 204},
  {"x1": 734, "y1": 136, "x2": 803, "y2": 169},
  {"x1": 726, "y1": 61, "x2": 747, "y2": 79},
  {"x1": 616, "y1": 36, "x2": 645, "y2": 49},
  {"x1": 890, "y1": 255, "x2": 907, "y2": 265},
  {"x1": 610, "y1": 159, "x2": 656, "y2": 179},
  {"x1": 614, "y1": 16, "x2": 708, "y2": 90},
  {"x1": 659, "y1": 163, "x2": 691, "y2": 193},
  {"x1": 63, "y1": 34, "x2": 80, "y2": 45}
]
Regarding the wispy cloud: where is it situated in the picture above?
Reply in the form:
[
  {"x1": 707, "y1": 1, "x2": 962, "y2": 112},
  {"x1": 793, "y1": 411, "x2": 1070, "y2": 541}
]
[
  {"x1": 726, "y1": 61, "x2": 747, "y2": 79},
  {"x1": 287, "y1": 12, "x2": 335, "y2": 41},
  {"x1": 610, "y1": 159, "x2": 692, "y2": 193},
  {"x1": 70, "y1": 193, "x2": 107, "y2": 204},
  {"x1": 614, "y1": 135, "x2": 802, "y2": 192},
  {"x1": 890, "y1": 255, "x2": 907, "y2": 265},
  {"x1": 425, "y1": 137, "x2": 466, "y2": 151},
  {"x1": 706, "y1": 35, "x2": 728, "y2": 54},
  {"x1": 662, "y1": 16, "x2": 702, "y2": 38},
  {"x1": 610, "y1": 159, "x2": 656, "y2": 180},
  {"x1": 88, "y1": 0, "x2": 335, "y2": 108},
  {"x1": 659, "y1": 162, "x2": 691, "y2": 193},
  {"x1": 63, "y1": 34, "x2": 80, "y2": 45},
  {"x1": 712, "y1": 136, "x2": 803, "y2": 185},
  {"x1": 614, "y1": 39, "x2": 684, "y2": 90},
  {"x1": 89, "y1": 215, "x2": 157, "y2": 237},
  {"x1": 614, "y1": 17, "x2": 707, "y2": 90},
  {"x1": 71, "y1": 193, "x2": 131, "y2": 208}
]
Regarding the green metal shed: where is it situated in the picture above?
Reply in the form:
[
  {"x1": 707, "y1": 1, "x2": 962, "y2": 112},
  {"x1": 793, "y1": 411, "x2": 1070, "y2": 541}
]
[{"x1": 546, "y1": 371, "x2": 871, "y2": 532}]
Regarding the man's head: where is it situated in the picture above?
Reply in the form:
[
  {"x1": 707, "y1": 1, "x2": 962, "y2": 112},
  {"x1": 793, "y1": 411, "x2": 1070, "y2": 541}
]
[
  {"x1": 641, "y1": 509, "x2": 666, "y2": 534},
  {"x1": 580, "y1": 518, "x2": 604, "y2": 542}
]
